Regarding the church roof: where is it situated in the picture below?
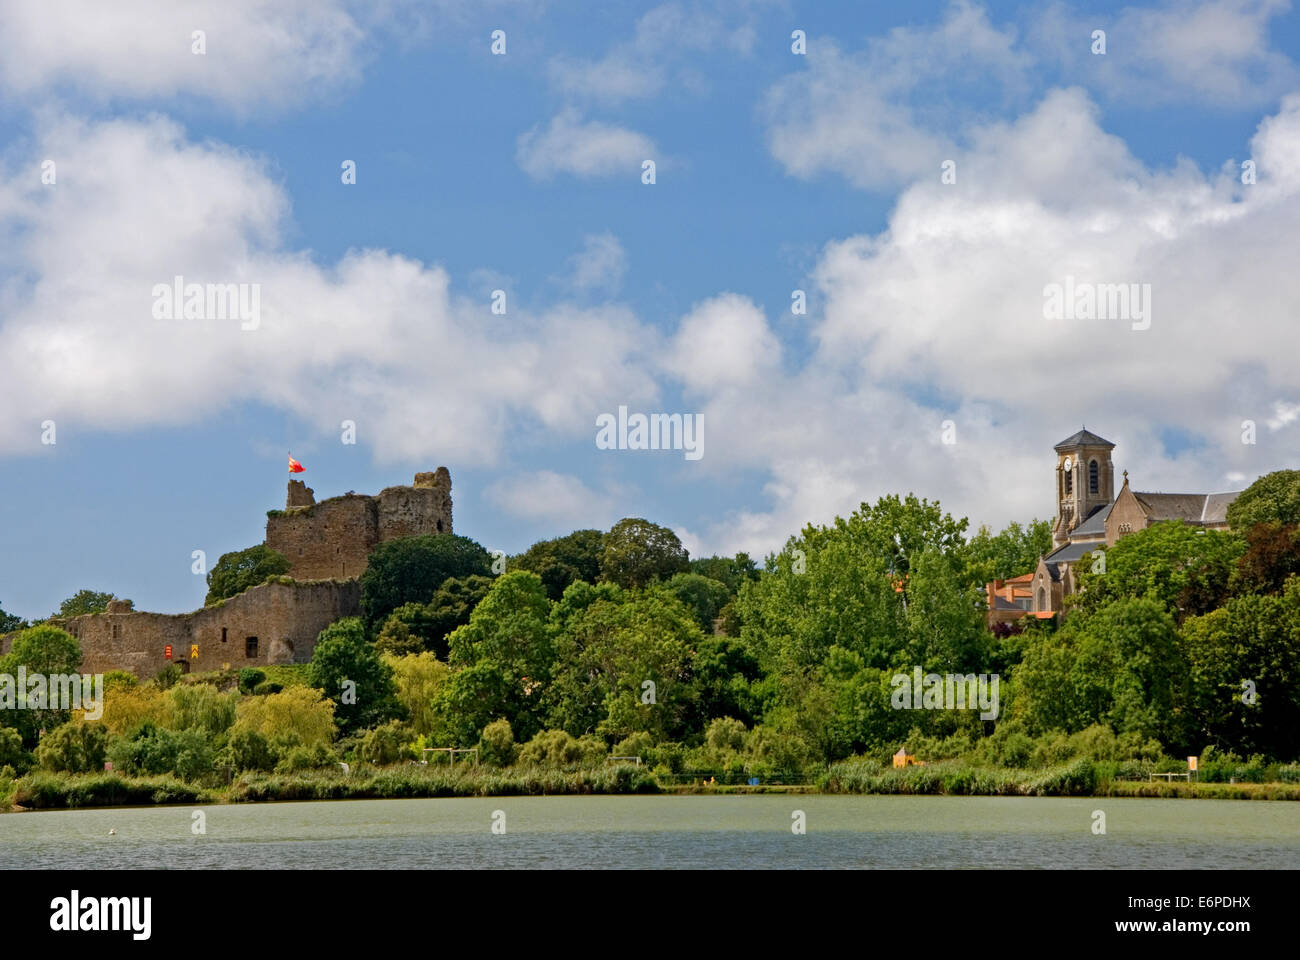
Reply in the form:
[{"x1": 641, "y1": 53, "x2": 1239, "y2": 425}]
[
  {"x1": 1044, "y1": 539, "x2": 1100, "y2": 564},
  {"x1": 1071, "y1": 501, "x2": 1113, "y2": 538},
  {"x1": 1133, "y1": 491, "x2": 1233, "y2": 523},
  {"x1": 1055, "y1": 428, "x2": 1115, "y2": 450}
]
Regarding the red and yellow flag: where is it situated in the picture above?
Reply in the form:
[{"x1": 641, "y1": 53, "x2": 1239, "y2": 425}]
[{"x1": 288, "y1": 455, "x2": 305, "y2": 474}]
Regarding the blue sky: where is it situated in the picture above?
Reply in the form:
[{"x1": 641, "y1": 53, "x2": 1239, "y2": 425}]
[{"x1": 2, "y1": 0, "x2": 1299, "y2": 619}]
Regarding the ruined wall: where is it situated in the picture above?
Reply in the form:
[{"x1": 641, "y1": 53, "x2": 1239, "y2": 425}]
[
  {"x1": 266, "y1": 468, "x2": 452, "y2": 580},
  {"x1": 0, "y1": 580, "x2": 362, "y2": 679}
]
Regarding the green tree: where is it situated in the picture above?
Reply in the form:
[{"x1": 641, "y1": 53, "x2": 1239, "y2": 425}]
[
  {"x1": 1226, "y1": 469, "x2": 1300, "y2": 529},
  {"x1": 477, "y1": 718, "x2": 516, "y2": 766},
  {"x1": 686, "y1": 635, "x2": 764, "y2": 728},
  {"x1": 360, "y1": 534, "x2": 492, "y2": 630},
  {"x1": 375, "y1": 575, "x2": 494, "y2": 659},
  {"x1": 436, "y1": 572, "x2": 555, "y2": 743},
  {"x1": 1232, "y1": 522, "x2": 1300, "y2": 596},
  {"x1": 662, "y1": 573, "x2": 733, "y2": 633},
  {"x1": 1179, "y1": 580, "x2": 1300, "y2": 759},
  {"x1": 688, "y1": 554, "x2": 759, "y2": 593},
  {"x1": 0, "y1": 603, "x2": 27, "y2": 634},
  {"x1": 35, "y1": 721, "x2": 109, "y2": 773},
  {"x1": 1071, "y1": 521, "x2": 1244, "y2": 622},
  {"x1": 204, "y1": 545, "x2": 291, "y2": 605},
  {"x1": 510, "y1": 529, "x2": 605, "y2": 600},
  {"x1": 599, "y1": 518, "x2": 690, "y2": 589},
  {"x1": 963, "y1": 519, "x2": 1053, "y2": 584},
  {"x1": 54, "y1": 589, "x2": 129, "y2": 619},
  {"x1": 0, "y1": 625, "x2": 83, "y2": 744},
  {"x1": 306, "y1": 618, "x2": 402, "y2": 734}
]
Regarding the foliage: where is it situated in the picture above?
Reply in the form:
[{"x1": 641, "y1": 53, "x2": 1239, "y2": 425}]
[
  {"x1": 662, "y1": 572, "x2": 733, "y2": 633},
  {"x1": 688, "y1": 554, "x2": 759, "y2": 594},
  {"x1": 306, "y1": 618, "x2": 402, "y2": 734},
  {"x1": 510, "y1": 529, "x2": 605, "y2": 600},
  {"x1": 233, "y1": 685, "x2": 337, "y2": 749},
  {"x1": 36, "y1": 722, "x2": 109, "y2": 773},
  {"x1": 238, "y1": 668, "x2": 266, "y2": 695},
  {"x1": 478, "y1": 718, "x2": 516, "y2": 766},
  {"x1": 384, "y1": 651, "x2": 450, "y2": 737},
  {"x1": 204, "y1": 545, "x2": 292, "y2": 605},
  {"x1": 1226, "y1": 469, "x2": 1300, "y2": 529},
  {"x1": 599, "y1": 518, "x2": 690, "y2": 589},
  {"x1": 54, "y1": 589, "x2": 129, "y2": 619},
  {"x1": 963, "y1": 519, "x2": 1053, "y2": 585},
  {"x1": 0, "y1": 602, "x2": 27, "y2": 634},
  {"x1": 360, "y1": 534, "x2": 493, "y2": 630},
  {"x1": 358, "y1": 720, "x2": 416, "y2": 765},
  {"x1": 374, "y1": 575, "x2": 494, "y2": 659}
]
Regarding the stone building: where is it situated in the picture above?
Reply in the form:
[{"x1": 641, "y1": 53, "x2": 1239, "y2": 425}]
[
  {"x1": 266, "y1": 468, "x2": 453, "y2": 580},
  {"x1": 0, "y1": 469, "x2": 453, "y2": 678},
  {"x1": 1009, "y1": 430, "x2": 1240, "y2": 619}
]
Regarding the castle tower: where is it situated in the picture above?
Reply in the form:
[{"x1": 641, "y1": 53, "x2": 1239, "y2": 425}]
[{"x1": 1052, "y1": 428, "x2": 1115, "y2": 548}]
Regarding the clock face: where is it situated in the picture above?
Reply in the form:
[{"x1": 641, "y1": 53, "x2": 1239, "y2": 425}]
[{"x1": 1063, "y1": 457, "x2": 1073, "y2": 472}]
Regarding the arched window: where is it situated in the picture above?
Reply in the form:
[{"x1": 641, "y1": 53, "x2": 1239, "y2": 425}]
[
  {"x1": 1089, "y1": 459, "x2": 1099, "y2": 494},
  {"x1": 1064, "y1": 468, "x2": 1073, "y2": 495},
  {"x1": 1037, "y1": 588, "x2": 1047, "y2": 611}
]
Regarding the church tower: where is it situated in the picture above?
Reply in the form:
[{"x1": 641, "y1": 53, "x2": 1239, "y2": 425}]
[{"x1": 1052, "y1": 428, "x2": 1115, "y2": 548}]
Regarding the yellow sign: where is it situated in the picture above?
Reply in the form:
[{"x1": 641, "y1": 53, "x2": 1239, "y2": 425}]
[
  {"x1": 1188, "y1": 756, "x2": 1198, "y2": 771},
  {"x1": 191, "y1": 644, "x2": 199, "y2": 660}
]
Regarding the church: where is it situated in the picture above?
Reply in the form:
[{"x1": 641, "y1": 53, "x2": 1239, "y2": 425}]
[{"x1": 985, "y1": 429, "x2": 1241, "y2": 626}]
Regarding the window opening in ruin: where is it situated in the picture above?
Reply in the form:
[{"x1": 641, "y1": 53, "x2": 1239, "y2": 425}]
[
  {"x1": 111, "y1": 623, "x2": 121, "y2": 640},
  {"x1": 437, "y1": 520, "x2": 443, "y2": 533},
  {"x1": 246, "y1": 636, "x2": 258, "y2": 658}
]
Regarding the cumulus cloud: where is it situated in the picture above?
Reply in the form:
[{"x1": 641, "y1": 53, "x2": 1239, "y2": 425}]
[
  {"x1": 0, "y1": 0, "x2": 370, "y2": 110},
  {"x1": 1033, "y1": 0, "x2": 1300, "y2": 107},
  {"x1": 671, "y1": 88, "x2": 1300, "y2": 555},
  {"x1": 566, "y1": 233, "x2": 628, "y2": 295},
  {"x1": 0, "y1": 113, "x2": 661, "y2": 465},
  {"x1": 516, "y1": 108, "x2": 657, "y2": 179},
  {"x1": 484, "y1": 470, "x2": 615, "y2": 526}
]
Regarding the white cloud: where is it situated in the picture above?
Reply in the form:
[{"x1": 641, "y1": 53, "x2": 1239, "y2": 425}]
[
  {"x1": 516, "y1": 108, "x2": 657, "y2": 179},
  {"x1": 567, "y1": 233, "x2": 628, "y2": 294},
  {"x1": 671, "y1": 88, "x2": 1300, "y2": 557},
  {"x1": 1033, "y1": 0, "x2": 1299, "y2": 107},
  {"x1": 762, "y1": 0, "x2": 1031, "y2": 191},
  {"x1": 0, "y1": 113, "x2": 661, "y2": 466},
  {"x1": 0, "y1": 0, "x2": 370, "y2": 110},
  {"x1": 1267, "y1": 400, "x2": 1300, "y2": 430},
  {"x1": 485, "y1": 470, "x2": 615, "y2": 526},
  {"x1": 665, "y1": 293, "x2": 781, "y2": 392}
]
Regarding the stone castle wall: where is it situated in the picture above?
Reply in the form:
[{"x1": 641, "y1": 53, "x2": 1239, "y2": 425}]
[
  {"x1": 0, "y1": 580, "x2": 362, "y2": 679},
  {"x1": 265, "y1": 468, "x2": 452, "y2": 580}
]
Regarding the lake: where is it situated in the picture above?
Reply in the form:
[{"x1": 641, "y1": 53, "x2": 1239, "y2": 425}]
[{"x1": 3, "y1": 795, "x2": 1299, "y2": 869}]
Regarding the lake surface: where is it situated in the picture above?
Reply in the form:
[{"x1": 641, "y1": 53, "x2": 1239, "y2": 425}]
[{"x1": 3, "y1": 796, "x2": 1299, "y2": 869}]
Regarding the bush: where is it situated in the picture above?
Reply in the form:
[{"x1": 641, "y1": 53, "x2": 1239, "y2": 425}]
[
  {"x1": 360, "y1": 535, "x2": 493, "y2": 631},
  {"x1": 106, "y1": 723, "x2": 214, "y2": 781},
  {"x1": 0, "y1": 727, "x2": 33, "y2": 774},
  {"x1": 478, "y1": 719, "x2": 515, "y2": 767},
  {"x1": 238, "y1": 668, "x2": 266, "y2": 694},
  {"x1": 35, "y1": 722, "x2": 109, "y2": 773},
  {"x1": 226, "y1": 728, "x2": 277, "y2": 772},
  {"x1": 155, "y1": 664, "x2": 182, "y2": 690},
  {"x1": 518, "y1": 729, "x2": 591, "y2": 768},
  {"x1": 251, "y1": 681, "x2": 283, "y2": 696},
  {"x1": 205, "y1": 545, "x2": 292, "y2": 605},
  {"x1": 358, "y1": 721, "x2": 416, "y2": 765},
  {"x1": 705, "y1": 717, "x2": 747, "y2": 754}
]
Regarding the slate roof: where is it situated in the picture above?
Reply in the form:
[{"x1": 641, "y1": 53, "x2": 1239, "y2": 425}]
[
  {"x1": 1055, "y1": 428, "x2": 1115, "y2": 450},
  {"x1": 1134, "y1": 491, "x2": 1239, "y2": 524},
  {"x1": 1045, "y1": 539, "x2": 1101, "y2": 564},
  {"x1": 1070, "y1": 501, "x2": 1113, "y2": 538}
]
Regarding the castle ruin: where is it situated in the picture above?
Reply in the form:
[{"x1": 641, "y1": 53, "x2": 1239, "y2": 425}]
[{"x1": 0, "y1": 469, "x2": 454, "y2": 678}]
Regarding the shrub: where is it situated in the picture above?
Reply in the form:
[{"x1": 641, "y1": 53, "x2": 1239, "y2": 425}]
[
  {"x1": 36, "y1": 722, "x2": 109, "y2": 773},
  {"x1": 155, "y1": 664, "x2": 182, "y2": 690},
  {"x1": 238, "y1": 668, "x2": 266, "y2": 694},
  {"x1": 359, "y1": 721, "x2": 416, "y2": 765},
  {"x1": 705, "y1": 717, "x2": 747, "y2": 754},
  {"x1": 251, "y1": 681, "x2": 283, "y2": 696},
  {"x1": 478, "y1": 719, "x2": 515, "y2": 767},
  {"x1": 226, "y1": 728, "x2": 277, "y2": 772}
]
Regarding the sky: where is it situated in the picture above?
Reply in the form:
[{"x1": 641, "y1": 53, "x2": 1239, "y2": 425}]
[{"x1": 1, "y1": 0, "x2": 1299, "y2": 620}]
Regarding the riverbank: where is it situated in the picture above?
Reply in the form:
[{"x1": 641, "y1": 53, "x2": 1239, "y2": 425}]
[{"x1": 4, "y1": 757, "x2": 1299, "y2": 810}]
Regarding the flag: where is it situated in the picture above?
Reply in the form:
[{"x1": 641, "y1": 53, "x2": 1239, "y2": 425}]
[{"x1": 288, "y1": 455, "x2": 305, "y2": 474}]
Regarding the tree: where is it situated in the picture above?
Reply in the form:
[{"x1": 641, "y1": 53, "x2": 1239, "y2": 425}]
[
  {"x1": 306, "y1": 618, "x2": 402, "y2": 734},
  {"x1": 375, "y1": 575, "x2": 494, "y2": 659},
  {"x1": 35, "y1": 721, "x2": 109, "y2": 773},
  {"x1": 54, "y1": 589, "x2": 129, "y2": 619},
  {"x1": 0, "y1": 625, "x2": 83, "y2": 744},
  {"x1": 662, "y1": 573, "x2": 733, "y2": 633},
  {"x1": 599, "y1": 518, "x2": 690, "y2": 589},
  {"x1": 688, "y1": 554, "x2": 759, "y2": 593},
  {"x1": 233, "y1": 685, "x2": 337, "y2": 749},
  {"x1": 510, "y1": 529, "x2": 605, "y2": 600},
  {"x1": 1071, "y1": 521, "x2": 1244, "y2": 622},
  {"x1": 686, "y1": 635, "x2": 764, "y2": 728},
  {"x1": 544, "y1": 582, "x2": 699, "y2": 742},
  {"x1": 360, "y1": 534, "x2": 492, "y2": 630},
  {"x1": 963, "y1": 519, "x2": 1053, "y2": 585},
  {"x1": 1179, "y1": 581, "x2": 1300, "y2": 760},
  {"x1": 436, "y1": 572, "x2": 555, "y2": 743},
  {"x1": 383, "y1": 651, "x2": 450, "y2": 737},
  {"x1": 1226, "y1": 469, "x2": 1300, "y2": 530},
  {"x1": 204, "y1": 545, "x2": 291, "y2": 605},
  {"x1": 0, "y1": 603, "x2": 26, "y2": 634},
  {"x1": 1232, "y1": 522, "x2": 1300, "y2": 596}
]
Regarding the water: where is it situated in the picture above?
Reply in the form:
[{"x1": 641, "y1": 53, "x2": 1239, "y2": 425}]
[{"x1": 3, "y1": 795, "x2": 1298, "y2": 869}]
